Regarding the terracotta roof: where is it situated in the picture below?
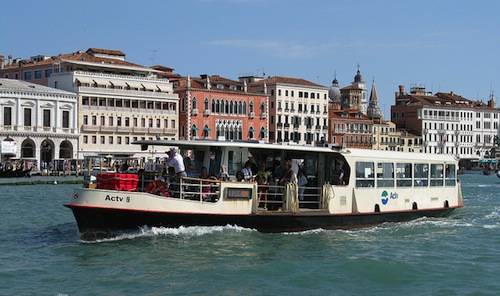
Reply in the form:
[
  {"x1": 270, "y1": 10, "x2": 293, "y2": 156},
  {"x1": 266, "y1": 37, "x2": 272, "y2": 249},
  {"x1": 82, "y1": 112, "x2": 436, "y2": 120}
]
[
  {"x1": 250, "y1": 76, "x2": 326, "y2": 88},
  {"x1": 1, "y1": 51, "x2": 143, "y2": 70},
  {"x1": 397, "y1": 92, "x2": 486, "y2": 108},
  {"x1": 86, "y1": 48, "x2": 125, "y2": 56}
]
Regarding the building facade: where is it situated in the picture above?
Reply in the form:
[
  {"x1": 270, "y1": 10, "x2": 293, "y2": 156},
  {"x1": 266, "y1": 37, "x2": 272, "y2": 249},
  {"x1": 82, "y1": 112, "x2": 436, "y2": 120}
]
[
  {"x1": 247, "y1": 76, "x2": 329, "y2": 145},
  {"x1": 1, "y1": 48, "x2": 179, "y2": 158},
  {"x1": 174, "y1": 75, "x2": 269, "y2": 142},
  {"x1": 391, "y1": 85, "x2": 499, "y2": 159},
  {"x1": 328, "y1": 108, "x2": 373, "y2": 148},
  {"x1": 372, "y1": 120, "x2": 422, "y2": 152},
  {"x1": 0, "y1": 79, "x2": 78, "y2": 170}
]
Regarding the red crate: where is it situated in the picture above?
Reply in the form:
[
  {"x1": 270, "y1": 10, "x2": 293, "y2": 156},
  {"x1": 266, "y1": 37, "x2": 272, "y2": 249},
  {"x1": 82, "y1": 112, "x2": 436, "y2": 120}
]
[{"x1": 97, "y1": 173, "x2": 138, "y2": 191}]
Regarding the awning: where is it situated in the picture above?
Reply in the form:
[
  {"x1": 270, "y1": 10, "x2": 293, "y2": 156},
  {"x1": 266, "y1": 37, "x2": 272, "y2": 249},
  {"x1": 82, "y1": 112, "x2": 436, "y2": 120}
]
[
  {"x1": 75, "y1": 77, "x2": 93, "y2": 85},
  {"x1": 91, "y1": 78, "x2": 110, "y2": 86},
  {"x1": 110, "y1": 79, "x2": 128, "y2": 88},
  {"x1": 140, "y1": 82, "x2": 159, "y2": 91},
  {"x1": 125, "y1": 81, "x2": 142, "y2": 89}
]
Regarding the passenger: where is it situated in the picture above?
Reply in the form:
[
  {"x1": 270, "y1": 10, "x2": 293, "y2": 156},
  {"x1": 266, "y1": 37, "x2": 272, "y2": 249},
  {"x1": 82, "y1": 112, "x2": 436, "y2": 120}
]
[
  {"x1": 272, "y1": 160, "x2": 284, "y2": 181},
  {"x1": 218, "y1": 165, "x2": 229, "y2": 181},
  {"x1": 242, "y1": 162, "x2": 254, "y2": 181},
  {"x1": 198, "y1": 166, "x2": 212, "y2": 200},
  {"x1": 333, "y1": 159, "x2": 345, "y2": 185},
  {"x1": 236, "y1": 170, "x2": 245, "y2": 182},
  {"x1": 166, "y1": 148, "x2": 187, "y2": 178},
  {"x1": 200, "y1": 166, "x2": 209, "y2": 179},
  {"x1": 244, "y1": 153, "x2": 258, "y2": 175},
  {"x1": 256, "y1": 161, "x2": 271, "y2": 208},
  {"x1": 279, "y1": 160, "x2": 297, "y2": 185},
  {"x1": 298, "y1": 169, "x2": 308, "y2": 200}
]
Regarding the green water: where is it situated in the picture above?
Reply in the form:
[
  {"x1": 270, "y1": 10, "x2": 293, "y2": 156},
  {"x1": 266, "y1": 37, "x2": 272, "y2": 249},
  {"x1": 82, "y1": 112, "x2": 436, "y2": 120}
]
[{"x1": 0, "y1": 173, "x2": 499, "y2": 295}]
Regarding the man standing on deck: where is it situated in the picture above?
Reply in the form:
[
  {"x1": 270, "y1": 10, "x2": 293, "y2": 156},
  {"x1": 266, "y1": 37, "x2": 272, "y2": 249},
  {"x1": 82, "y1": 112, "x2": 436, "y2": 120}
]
[{"x1": 166, "y1": 148, "x2": 187, "y2": 178}]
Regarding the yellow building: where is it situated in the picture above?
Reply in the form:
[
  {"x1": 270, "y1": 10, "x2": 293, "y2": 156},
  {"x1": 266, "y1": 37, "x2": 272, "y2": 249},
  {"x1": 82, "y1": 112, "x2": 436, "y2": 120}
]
[{"x1": 372, "y1": 120, "x2": 422, "y2": 152}]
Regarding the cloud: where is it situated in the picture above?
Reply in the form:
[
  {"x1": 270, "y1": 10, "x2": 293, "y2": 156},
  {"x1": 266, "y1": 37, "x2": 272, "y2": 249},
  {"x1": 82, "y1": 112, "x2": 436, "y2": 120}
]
[{"x1": 206, "y1": 39, "x2": 443, "y2": 59}]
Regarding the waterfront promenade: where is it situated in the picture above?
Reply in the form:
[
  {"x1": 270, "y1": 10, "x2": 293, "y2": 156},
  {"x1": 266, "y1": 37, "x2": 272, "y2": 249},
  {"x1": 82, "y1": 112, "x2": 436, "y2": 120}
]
[{"x1": 0, "y1": 175, "x2": 82, "y2": 186}]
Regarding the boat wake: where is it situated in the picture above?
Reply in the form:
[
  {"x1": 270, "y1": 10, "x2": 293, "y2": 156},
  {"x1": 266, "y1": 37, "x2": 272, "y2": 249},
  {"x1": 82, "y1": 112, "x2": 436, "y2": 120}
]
[{"x1": 80, "y1": 224, "x2": 255, "y2": 243}]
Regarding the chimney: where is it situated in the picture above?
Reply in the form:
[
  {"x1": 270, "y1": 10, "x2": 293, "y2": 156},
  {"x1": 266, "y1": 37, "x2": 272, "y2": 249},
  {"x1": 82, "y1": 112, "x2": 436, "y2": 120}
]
[
  {"x1": 187, "y1": 75, "x2": 191, "y2": 89},
  {"x1": 0, "y1": 54, "x2": 4, "y2": 69},
  {"x1": 206, "y1": 76, "x2": 211, "y2": 90},
  {"x1": 398, "y1": 85, "x2": 405, "y2": 95},
  {"x1": 263, "y1": 82, "x2": 267, "y2": 94},
  {"x1": 243, "y1": 80, "x2": 248, "y2": 93}
]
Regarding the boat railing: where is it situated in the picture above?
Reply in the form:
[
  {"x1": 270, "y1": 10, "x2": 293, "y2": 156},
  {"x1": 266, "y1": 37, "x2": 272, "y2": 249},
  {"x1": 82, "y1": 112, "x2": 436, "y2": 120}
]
[
  {"x1": 298, "y1": 186, "x2": 322, "y2": 209},
  {"x1": 257, "y1": 184, "x2": 285, "y2": 209},
  {"x1": 176, "y1": 177, "x2": 221, "y2": 202},
  {"x1": 257, "y1": 184, "x2": 322, "y2": 210}
]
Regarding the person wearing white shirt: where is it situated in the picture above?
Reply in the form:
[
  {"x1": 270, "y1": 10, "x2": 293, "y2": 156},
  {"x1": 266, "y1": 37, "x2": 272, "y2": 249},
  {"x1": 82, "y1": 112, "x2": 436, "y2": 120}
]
[{"x1": 166, "y1": 148, "x2": 186, "y2": 178}]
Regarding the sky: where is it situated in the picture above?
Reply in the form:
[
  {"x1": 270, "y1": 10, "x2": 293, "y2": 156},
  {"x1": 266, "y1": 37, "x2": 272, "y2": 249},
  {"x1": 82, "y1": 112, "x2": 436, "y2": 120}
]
[{"x1": 1, "y1": 0, "x2": 500, "y2": 117}]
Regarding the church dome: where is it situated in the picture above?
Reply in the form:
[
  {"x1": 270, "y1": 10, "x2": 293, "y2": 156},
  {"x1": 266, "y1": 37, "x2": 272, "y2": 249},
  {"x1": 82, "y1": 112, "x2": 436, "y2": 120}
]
[
  {"x1": 354, "y1": 69, "x2": 363, "y2": 83},
  {"x1": 329, "y1": 78, "x2": 341, "y2": 103}
]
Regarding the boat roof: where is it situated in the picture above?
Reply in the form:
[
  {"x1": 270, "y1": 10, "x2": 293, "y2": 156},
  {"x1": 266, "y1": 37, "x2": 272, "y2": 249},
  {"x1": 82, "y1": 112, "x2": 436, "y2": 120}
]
[
  {"x1": 133, "y1": 140, "x2": 457, "y2": 162},
  {"x1": 344, "y1": 148, "x2": 457, "y2": 162},
  {"x1": 134, "y1": 139, "x2": 336, "y2": 153}
]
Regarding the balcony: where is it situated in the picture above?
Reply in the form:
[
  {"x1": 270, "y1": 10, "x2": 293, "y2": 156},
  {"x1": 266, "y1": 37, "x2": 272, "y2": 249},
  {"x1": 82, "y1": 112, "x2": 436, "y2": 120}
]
[
  {"x1": 293, "y1": 124, "x2": 300, "y2": 129},
  {"x1": 248, "y1": 112, "x2": 256, "y2": 118},
  {"x1": 315, "y1": 126, "x2": 321, "y2": 131},
  {"x1": 260, "y1": 112, "x2": 268, "y2": 119},
  {"x1": 81, "y1": 125, "x2": 100, "y2": 132},
  {"x1": 191, "y1": 108, "x2": 199, "y2": 116},
  {"x1": 306, "y1": 125, "x2": 312, "y2": 130},
  {"x1": 203, "y1": 109, "x2": 211, "y2": 116},
  {"x1": 277, "y1": 122, "x2": 283, "y2": 128},
  {"x1": 284, "y1": 123, "x2": 290, "y2": 128}
]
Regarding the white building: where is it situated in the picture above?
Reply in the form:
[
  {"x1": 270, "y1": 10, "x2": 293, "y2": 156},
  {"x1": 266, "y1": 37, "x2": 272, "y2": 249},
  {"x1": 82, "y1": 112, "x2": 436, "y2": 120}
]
[
  {"x1": 50, "y1": 70, "x2": 179, "y2": 158},
  {"x1": 392, "y1": 86, "x2": 499, "y2": 160},
  {"x1": 246, "y1": 76, "x2": 329, "y2": 145},
  {"x1": 0, "y1": 78, "x2": 78, "y2": 170}
]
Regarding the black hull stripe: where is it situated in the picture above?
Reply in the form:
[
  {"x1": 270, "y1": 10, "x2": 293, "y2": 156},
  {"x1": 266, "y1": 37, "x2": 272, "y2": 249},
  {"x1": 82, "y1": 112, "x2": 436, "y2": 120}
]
[{"x1": 67, "y1": 205, "x2": 459, "y2": 234}]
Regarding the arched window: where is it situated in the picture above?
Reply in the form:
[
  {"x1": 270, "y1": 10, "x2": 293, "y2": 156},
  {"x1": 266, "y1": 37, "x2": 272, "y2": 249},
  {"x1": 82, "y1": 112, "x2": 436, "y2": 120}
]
[
  {"x1": 230, "y1": 101, "x2": 234, "y2": 114},
  {"x1": 238, "y1": 126, "x2": 243, "y2": 140},
  {"x1": 243, "y1": 102, "x2": 247, "y2": 114},
  {"x1": 59, "y1": 140, "x2": 73, "y2": 159},
  {"x1": 216, "y1": 100, "x2": 220, "y2": 113},
  {"x1": 204, "y1": 98, "x2": 209, "y2": 110},
  {"x1": 249, "y1": 101, "x2": 254, "y2": 113},
  {"x1": 260, "y1": 102, "x2": 266, "y2": 113},
  {"x1": 212, "y1": 99, "x2": 215, "y2": 112},
  {"x1": 260, "y1": 127, "x2": 266, "y2": 139},
  {"x1": 192, "y1": 97, "x2": 197, "y2": 110},
  {"x1": 203, "y1": 125, "x2": 209, "y2": 138},
  {"x1": 21, "y1": 138, "x2": 35, "y2": 158},
  {"x1": 221, "y1": 100, "x2": 225, "y2": 114},
  {"x1": 225, "y1": 100, "x2": 229, "y2": 113},
  {"x1": 249, "y1": 127, "x2": 255, "y2": 139},
  {"x1": 191, "y1": 124, "x2": 198, "y2": 138},
  {"x1": 216, "y1": 126, "x2": 221, "y2": 138},
  {"x1": 238, "y1": 102, "x2": 242, "y2": 114}
]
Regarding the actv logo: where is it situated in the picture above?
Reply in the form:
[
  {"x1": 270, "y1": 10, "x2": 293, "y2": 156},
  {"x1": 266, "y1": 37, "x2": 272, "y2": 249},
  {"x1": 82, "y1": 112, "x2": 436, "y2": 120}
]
[{"x1": 381, "y1": 190, "x2": 398, "y2": 205}]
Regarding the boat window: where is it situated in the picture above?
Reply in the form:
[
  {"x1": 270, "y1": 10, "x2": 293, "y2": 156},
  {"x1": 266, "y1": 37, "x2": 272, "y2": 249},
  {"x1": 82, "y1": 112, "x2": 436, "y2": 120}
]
[
  {"x1": 376, "y1": 162, "x2": 394, "y2": 187},
  {"x1": 325, "y1": 154, "x2": 350, "y2": 186},
  {"x1": 356, "y1": 162, "x2": 374, "y2": 188},
  {"x1": 445, "y1": 164, "x2": 456, "y2": 186},
  {"x1": 430, "y1": 164, "x2": 444, "y2": 186},
  {"x1": 396, "y1": 163, "x2": 412, "y2": 187},
  {"x1": 227, "y1": 150, "x2": 243, "y2": 176},
  {"x1": 414, "y1": 163, "x2": 429, "y2": 187}
]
